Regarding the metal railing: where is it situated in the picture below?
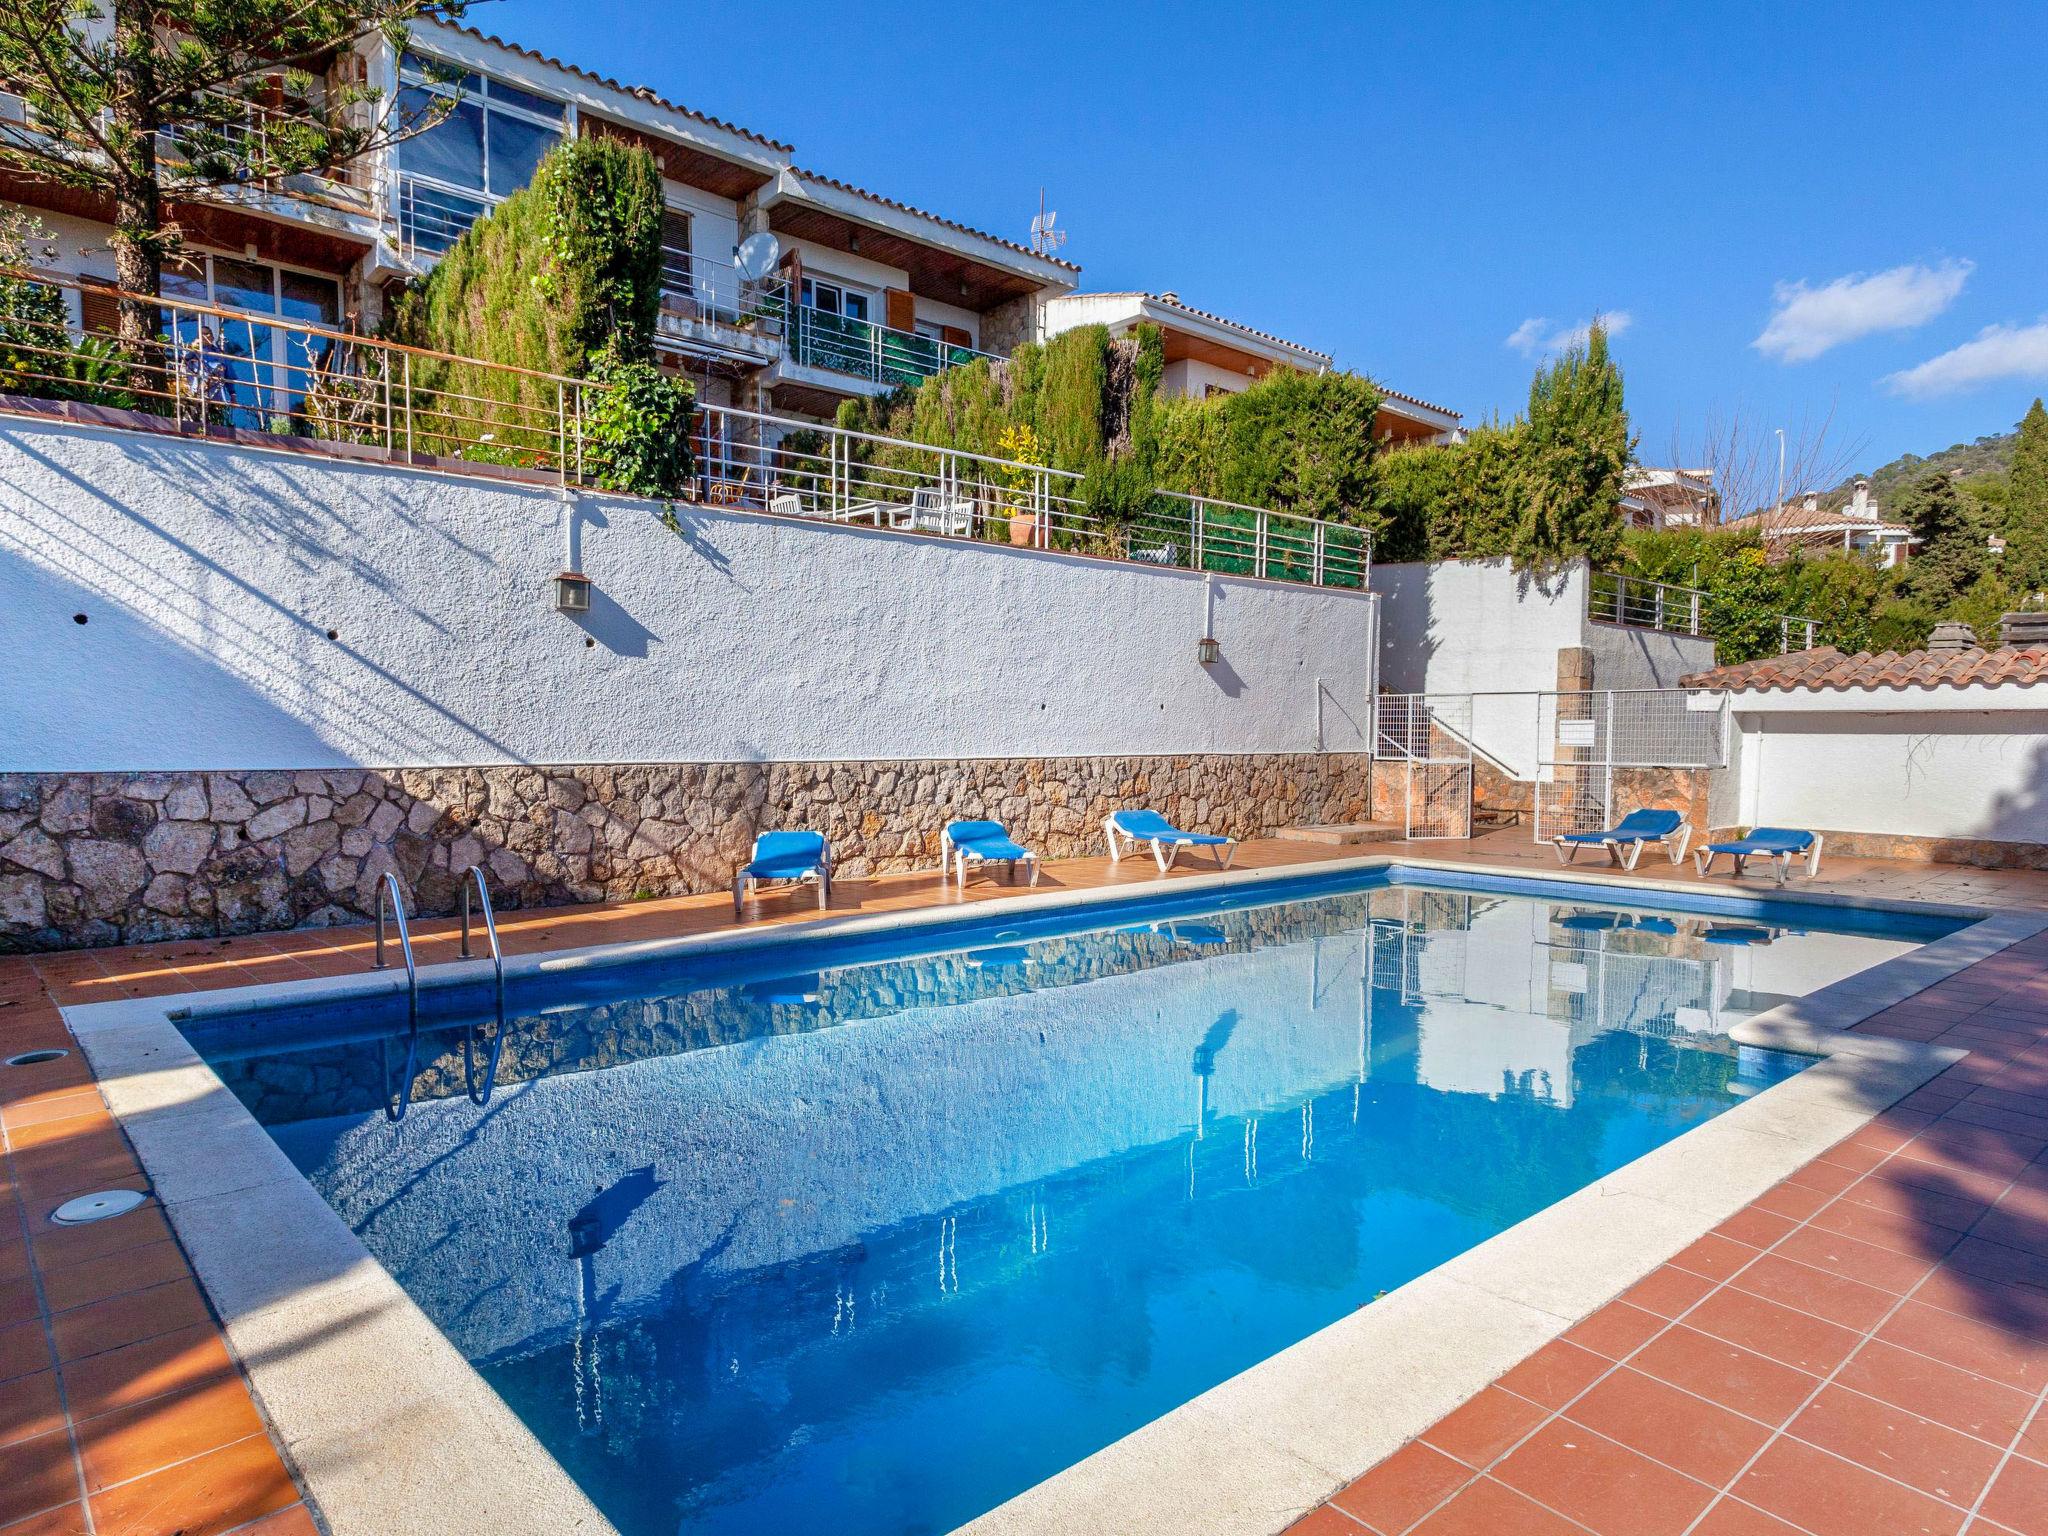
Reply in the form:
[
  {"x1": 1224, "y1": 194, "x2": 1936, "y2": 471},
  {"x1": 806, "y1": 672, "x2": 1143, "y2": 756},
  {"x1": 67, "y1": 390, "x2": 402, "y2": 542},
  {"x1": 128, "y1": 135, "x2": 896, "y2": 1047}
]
[
  {"x1": 1137, "y1": 491, "x2": 1369, "y2": 589},
  {"x1": 0, "y1": 265, "x2": 590, "y2": 475},
  {"x1": 1533, "y1": 688, "x2": 1729, "y2": 843},
  {"x1": 694, "y1": 401, "x2": 1370, "y2": 588},
  {"x1": 657, "y1": 247, "x2": 790, "y2": 338},
  {"x1": 788, "y1": 303, "x2": 1008, "y2": 388},
  {"x1": 1588, "y1": 571, "x2": 1705, "y2": 636},
  {"x1": 1373, "y1": 693, "x2": 1476, "y2": 839},
  {"x1": 0, "y1": 268, "x2": 1372, "y2": 591},
  {"x1": 392, "y1": 170, "x2": 494, "y2": 256},
  {"x1": 1591, "y1": 570, "x2": 1824, "y2": 654}
]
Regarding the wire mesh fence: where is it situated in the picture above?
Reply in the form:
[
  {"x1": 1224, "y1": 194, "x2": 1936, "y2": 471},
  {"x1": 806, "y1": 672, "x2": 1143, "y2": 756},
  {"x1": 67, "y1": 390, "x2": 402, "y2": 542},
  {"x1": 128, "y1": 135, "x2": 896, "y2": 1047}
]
[
  {"x1": 1373, "y1": 694, "x2": 1476, "y2": 839},
  {"x1": 1532, "y1": 690, "x2": 1728, "y2": 842}
]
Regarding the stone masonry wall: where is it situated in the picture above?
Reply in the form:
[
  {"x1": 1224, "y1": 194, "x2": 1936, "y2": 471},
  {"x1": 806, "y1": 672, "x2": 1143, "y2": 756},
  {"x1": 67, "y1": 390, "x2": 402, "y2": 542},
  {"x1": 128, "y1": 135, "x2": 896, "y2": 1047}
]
[{"x1": 0, "y1": 754, "x2": 1373, "y2": 951}]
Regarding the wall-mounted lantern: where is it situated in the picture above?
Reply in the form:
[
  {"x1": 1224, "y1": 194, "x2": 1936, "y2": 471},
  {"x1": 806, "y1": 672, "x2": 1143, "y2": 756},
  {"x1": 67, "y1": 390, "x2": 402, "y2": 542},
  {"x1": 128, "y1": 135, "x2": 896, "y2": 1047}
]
[
  {"x1": 1195, "y1": 634, "x2": 1221, "y2": 666},
  {"x1": 552, "y1": 571, "x2": 591, "y2": 613}
]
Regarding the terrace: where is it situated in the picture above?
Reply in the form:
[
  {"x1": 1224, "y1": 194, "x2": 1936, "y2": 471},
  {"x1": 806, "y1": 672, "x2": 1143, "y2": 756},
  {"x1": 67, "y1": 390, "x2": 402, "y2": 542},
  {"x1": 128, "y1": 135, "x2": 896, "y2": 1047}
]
[
  {"x1": 0, "y1": 267, "x2": 1371, "y2": 592},
  {"x1": 2, "y1": 274, "x2": 2045, "y2": 1536},
  {"x1": 4, "y1": 834, "x2": 2047, "y2": 1535}
]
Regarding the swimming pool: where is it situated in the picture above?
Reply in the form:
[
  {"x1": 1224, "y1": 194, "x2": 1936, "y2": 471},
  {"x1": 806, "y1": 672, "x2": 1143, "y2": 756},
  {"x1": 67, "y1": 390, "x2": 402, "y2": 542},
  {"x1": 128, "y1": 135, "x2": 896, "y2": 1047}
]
[{"x1": 180, "y1": 869, "x2": 1962, "y2": 1536}]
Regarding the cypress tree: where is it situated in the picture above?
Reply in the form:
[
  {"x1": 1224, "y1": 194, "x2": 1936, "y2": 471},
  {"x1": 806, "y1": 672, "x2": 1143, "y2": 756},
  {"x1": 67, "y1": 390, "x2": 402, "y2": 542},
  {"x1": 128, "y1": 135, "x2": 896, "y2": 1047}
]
[
  {"x1": 2006, "y1": 398, "x2": 2048, "y2": 594},
  {"x1": 1898, "y1": 469, "x2": 1988, "y2": 613},
  {"x1": 1511, "y1": 322, "x2": 1634, "y2": 572}
]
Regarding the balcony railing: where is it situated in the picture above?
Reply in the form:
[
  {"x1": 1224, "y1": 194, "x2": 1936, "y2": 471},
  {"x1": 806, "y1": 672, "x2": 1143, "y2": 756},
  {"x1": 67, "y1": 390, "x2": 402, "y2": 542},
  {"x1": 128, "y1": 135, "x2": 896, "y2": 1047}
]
[
  {"x1": 656, "y1": 247, "x2": 789, "y2": 340},
  {"x1": 1590, "y1": 571, "x2": 1821, "y2": 654},
  {"x1": 392, "y1": 171, "x2": 493, "y2": 257},
  {"x1": 0, "y1": 268, "x2": 1372, "y2": 593},
  {"x1": 787, "y1": 304, "x2": 1007, "y2": 389},
  {"x1": 1588, "y1": 572, "x2": 1706, "y2": 636}
]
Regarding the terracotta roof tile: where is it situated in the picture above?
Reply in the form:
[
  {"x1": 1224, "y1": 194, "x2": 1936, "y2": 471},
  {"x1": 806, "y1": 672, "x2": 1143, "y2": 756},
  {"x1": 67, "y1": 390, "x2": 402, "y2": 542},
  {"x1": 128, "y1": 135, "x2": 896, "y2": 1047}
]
[
  {"x1": 437, "y1": 23, "x2": 794, "y2": 153},
  {"x1": 789, "y1": 169, "x2": 1082, "y2": 273},
  {"x1": 1679, "y1": 645, "x2": 2048, "y2": 694},
  {"x1": 1720, "y1": 503, "x2": 1909, "y2": 538}
]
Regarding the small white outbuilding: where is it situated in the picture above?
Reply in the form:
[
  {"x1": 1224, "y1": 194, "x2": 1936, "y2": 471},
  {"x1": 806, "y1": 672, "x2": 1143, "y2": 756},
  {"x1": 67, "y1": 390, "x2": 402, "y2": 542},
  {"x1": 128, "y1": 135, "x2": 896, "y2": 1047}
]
[{"x1": 1681, "y1": 645, "x2": 2048, "y2": 867}]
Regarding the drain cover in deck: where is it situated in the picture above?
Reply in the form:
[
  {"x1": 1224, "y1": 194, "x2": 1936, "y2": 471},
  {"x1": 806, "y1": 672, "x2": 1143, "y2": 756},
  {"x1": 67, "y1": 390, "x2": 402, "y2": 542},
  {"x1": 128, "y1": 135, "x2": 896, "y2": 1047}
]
[{"x1": 51, "y1": 1189, "x2": 146, "y2": 1225}]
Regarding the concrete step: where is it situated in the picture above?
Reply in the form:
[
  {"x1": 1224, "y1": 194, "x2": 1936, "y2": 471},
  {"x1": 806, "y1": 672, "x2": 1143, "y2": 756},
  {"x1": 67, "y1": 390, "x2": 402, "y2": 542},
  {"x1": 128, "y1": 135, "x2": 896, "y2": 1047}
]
[{"x1": 1273, "y1": 822, "x2": 1405, "y2": 846}]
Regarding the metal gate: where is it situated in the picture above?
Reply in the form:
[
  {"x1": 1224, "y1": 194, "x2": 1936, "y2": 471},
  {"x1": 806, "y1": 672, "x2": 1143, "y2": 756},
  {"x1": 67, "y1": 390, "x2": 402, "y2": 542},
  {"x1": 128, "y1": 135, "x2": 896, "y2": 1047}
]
[
  {"x1": 1373, "y1": 693, "x2": 1474, "y2": 839},
  {"x1": 1533, "y1": 690, "x2": 1728, "y2": 843}
]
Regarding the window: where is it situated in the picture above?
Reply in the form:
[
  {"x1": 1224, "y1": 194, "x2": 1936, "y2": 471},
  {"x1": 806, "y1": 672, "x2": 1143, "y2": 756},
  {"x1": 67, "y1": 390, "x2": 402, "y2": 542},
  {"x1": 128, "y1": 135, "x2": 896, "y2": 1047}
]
[
  {"x1": 396, "y1": 55, "x2": 564, "y2": 250},
  {"x1": 800, "y1": 277, "x2": 870, "y2": 320},
  {"x1": 660, "y1": 207, "x2": 693, "y2": 300},
  {"x1": 160, "y1": 253, "x2": 343, "y2": 427}
]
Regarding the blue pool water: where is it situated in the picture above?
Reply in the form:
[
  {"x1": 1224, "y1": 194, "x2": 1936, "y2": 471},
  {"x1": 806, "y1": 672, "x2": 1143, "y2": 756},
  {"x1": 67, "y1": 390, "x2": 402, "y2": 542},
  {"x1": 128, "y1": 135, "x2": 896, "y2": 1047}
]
[{"x1": 186, "y1": 871, "x2": 1959, "y2": 1536}]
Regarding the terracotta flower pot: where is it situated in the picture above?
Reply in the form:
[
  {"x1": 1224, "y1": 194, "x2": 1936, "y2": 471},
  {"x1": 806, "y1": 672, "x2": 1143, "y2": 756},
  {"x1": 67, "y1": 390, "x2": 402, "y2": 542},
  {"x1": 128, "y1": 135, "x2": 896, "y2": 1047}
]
[{"x1": 1009, "y1": 512, "x2": 1038, "y2": 547}]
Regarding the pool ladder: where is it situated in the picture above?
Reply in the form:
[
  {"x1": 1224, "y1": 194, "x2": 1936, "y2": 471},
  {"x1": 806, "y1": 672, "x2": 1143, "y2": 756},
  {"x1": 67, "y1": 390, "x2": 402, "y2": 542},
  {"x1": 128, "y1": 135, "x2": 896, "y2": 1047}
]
[{"x1": 373, "y1": 866, "x2": 507, "y2": 1122}]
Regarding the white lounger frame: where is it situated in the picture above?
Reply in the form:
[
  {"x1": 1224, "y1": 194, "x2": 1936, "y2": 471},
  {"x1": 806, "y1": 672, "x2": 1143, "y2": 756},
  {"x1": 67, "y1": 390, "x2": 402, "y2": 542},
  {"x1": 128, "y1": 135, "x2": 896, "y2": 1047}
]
[
  {"x1": 1102, "y1": 817, "x2": 1238, "y2": 874},
  {"x1": 732, "y1": 851, "x2": 831, "y2": 917},
  {"x1": 1693, "y1": 834, "x2": 1825, "y2": 887},
  {"x1": 941, "y1": 829, "x2": 1040, "y2": 887},
  {"x1": 1551, "y1": 823, "x2": 1692, "y2": 871}
]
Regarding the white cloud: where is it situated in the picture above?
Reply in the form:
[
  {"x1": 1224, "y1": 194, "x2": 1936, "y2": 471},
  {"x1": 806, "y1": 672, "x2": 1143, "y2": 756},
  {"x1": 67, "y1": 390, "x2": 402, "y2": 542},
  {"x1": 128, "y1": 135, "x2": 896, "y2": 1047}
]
[
  {"x1": 1753, "y1": 260, "x2": 1972, "y2": 363},
  {"x1": 1884, "y1": 319, "x2": 2048, "y2": 398},
  {"x1": 1505, "y1": 311, "x2": 1633, "y2": 357}
]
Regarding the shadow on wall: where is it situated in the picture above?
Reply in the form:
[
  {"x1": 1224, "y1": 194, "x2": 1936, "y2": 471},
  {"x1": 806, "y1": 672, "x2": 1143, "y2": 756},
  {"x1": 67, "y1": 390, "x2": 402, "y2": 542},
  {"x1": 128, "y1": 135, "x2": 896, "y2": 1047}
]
[
  {"x1": 1736, "y1": 716, "x2": 2048, "y2": 871},
  {"x1": 0, "y1": 754, "x2": 1377, "y2": 952},
  {"x1": 0, "y1": 432, "x2": 538, "y2": 766}
]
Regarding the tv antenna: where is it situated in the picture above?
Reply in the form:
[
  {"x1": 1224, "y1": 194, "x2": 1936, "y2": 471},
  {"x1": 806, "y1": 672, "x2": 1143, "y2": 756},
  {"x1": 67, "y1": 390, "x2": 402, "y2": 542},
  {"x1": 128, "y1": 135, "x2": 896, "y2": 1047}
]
[{"x1": 1029, "y1": 188, "x2": 1066, "y2": 256}]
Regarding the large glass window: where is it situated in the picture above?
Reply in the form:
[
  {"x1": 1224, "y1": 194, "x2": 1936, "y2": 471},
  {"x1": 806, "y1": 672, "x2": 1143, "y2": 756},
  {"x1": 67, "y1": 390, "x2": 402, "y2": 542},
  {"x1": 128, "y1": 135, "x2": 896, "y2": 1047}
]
[
  {"x1": 160, "y1": 254, "x2": 343, "y2": 429},
  {"x1": 396, "y1": 55, "x2": 564, "y2": 250}
]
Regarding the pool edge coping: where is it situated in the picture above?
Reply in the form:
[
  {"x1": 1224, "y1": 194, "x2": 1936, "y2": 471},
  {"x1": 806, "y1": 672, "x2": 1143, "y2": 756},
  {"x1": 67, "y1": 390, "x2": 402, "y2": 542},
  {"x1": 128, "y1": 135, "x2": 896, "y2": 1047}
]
[{"x1": 55, "y1": 856, "x2": 2032, "y2": 1536}]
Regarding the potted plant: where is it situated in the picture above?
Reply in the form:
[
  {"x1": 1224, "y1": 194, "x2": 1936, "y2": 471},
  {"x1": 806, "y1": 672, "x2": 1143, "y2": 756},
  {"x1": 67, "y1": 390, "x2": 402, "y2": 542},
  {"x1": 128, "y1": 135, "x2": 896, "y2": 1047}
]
[{"x1": 995, "y1": 423, "x2": 1046, "y2": 546}]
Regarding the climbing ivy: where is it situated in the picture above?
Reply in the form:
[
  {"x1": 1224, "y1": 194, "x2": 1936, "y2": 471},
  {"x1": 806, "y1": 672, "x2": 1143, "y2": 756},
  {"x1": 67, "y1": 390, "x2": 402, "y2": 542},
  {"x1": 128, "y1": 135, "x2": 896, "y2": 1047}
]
[{"x1": 384, "y1": 136, "x2": 667, "y2": 465}]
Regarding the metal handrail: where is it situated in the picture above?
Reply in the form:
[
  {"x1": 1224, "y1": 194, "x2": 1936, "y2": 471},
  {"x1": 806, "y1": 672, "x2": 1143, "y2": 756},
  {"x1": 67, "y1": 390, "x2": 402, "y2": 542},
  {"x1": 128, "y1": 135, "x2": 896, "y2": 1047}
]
[
  {"x1": 372, "y1": 871, "x2": 419, "y2": 1122},
  {"x1": 0, "y1": 267, "x2": 1374, "y2": 592},
  {"x1": 457, "y1": 863, "x2": 507, "y2": 1106},
  {"x1": 458, "y1": 863, "x2": 502, "y2": 968}
]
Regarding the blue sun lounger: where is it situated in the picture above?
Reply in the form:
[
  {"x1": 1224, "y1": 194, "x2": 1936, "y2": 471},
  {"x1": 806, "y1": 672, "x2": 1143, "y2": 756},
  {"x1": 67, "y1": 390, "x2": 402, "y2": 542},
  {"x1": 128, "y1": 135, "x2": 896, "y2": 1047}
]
[
  {"x1": 1693, "y1": 827, "x2": 1824, "y2": 886},
  {"x1": 1551, "y1": 807, "x2": 1691, "y2": 870},
  {"x1": 942, "y1": 820, "x2": 1040, "y2": 887},
  {"x1": 1103, "y1": 808, "x2": 1237, "y2": 873},
  {"x1": 733, "y1": 830, "x2": 831, "y2": 917}
]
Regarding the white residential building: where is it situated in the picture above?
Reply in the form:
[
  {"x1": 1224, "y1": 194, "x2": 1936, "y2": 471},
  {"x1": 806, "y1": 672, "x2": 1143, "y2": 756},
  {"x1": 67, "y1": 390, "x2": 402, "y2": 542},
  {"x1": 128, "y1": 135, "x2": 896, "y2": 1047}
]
[
  {"x1": 0, "y1": 20, "x2": 1080, "y2": 433},
  {"x1": 1038, "y1": 290, "x2": 1460, "y2": 446}
]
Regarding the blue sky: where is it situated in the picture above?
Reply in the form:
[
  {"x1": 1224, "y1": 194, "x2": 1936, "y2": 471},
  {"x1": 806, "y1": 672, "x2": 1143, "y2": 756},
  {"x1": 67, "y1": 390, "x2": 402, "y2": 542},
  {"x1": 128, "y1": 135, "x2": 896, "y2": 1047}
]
[{"x1": 486, "y1": 0, "x2": 2047, "y2": 498}]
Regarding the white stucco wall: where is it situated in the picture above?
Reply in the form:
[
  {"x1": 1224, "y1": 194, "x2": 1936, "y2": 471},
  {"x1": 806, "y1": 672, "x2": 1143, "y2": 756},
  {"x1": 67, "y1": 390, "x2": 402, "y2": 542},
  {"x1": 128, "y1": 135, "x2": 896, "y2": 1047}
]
[
  {"x1": 1372, "y1": 559, "x2": 1584, "y2": 774},
  {"x1": 1162, "y1": 358, "x2": 1255, "y2": 399},
  {"x1": 1585, "y1": 621, "x2": 1719, "y2": 692},
  {"x1": 1731, "y1": 703, "x2": 2048, "y2": 843},
  {"x1": 1373, "y1": 559, "x2": 1718, "y2": 775},
  {"x1": 0, "y1": 417, "x2": 1377, "y2": 771}
]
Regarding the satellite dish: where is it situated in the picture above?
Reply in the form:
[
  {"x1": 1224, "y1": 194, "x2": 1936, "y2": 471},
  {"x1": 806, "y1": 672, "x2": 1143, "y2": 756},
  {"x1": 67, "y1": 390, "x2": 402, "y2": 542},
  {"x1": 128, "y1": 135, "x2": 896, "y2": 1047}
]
[{"x1": 734, "y1": 232, "x2": 782, "y2": 281}]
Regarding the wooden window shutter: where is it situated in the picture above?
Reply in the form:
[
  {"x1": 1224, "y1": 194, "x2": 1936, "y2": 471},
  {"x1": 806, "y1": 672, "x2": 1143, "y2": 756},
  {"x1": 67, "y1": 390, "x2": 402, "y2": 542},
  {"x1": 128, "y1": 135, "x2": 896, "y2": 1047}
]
[
  {"x1": 939, "y1": 325, "x2": 970, "y2": 349},
  {"x1": 79, "y1": 282, "x2": 119, "y2": 339},
  {"x1": 885, "y1": 289, "x2": 915, "y2": 333}
]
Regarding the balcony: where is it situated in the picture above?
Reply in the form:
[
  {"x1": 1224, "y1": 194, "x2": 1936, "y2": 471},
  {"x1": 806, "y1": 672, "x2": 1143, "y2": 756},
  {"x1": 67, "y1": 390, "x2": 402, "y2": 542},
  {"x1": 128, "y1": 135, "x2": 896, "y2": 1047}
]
[
  {"x1": 652, "y1": 248, "x2": 788, "y2": 368},
  {"x1": 391, "y1": 171, "x2": 493, "y2": 258},
  {"x1": 784, "y1": 305, "x2": 1006, "y2": 392}
]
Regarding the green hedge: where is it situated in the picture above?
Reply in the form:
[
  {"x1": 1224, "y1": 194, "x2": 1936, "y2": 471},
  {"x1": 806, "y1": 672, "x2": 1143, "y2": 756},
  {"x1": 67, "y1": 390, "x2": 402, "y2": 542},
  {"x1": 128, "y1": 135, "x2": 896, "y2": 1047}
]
[{"x1": 384, "y1": 135, "x2": 685, "y2": 483}]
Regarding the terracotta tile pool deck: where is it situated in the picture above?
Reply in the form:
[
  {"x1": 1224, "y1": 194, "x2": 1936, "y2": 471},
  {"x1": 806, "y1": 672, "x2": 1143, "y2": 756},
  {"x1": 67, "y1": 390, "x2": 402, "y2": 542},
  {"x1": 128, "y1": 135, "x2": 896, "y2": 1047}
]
[{"x1": 3, "y1": 830, "x2": 2047, "y2": 1536}]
